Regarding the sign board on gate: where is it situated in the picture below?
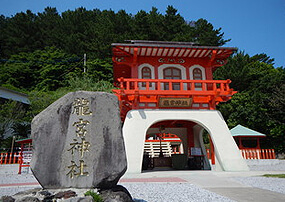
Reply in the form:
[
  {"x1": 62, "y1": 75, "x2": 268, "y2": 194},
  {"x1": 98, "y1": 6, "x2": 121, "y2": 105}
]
[{"x1": 159, "y1": 97, "x2": 192, "y2": 108}]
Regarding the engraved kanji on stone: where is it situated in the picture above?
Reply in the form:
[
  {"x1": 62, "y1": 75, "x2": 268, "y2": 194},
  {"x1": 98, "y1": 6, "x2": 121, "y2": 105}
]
[
  {"x1": 76, "y1": 160, "x2": 89, "y2": 177},
  {"x1": 72, "y1": 98, "x2": 92, "y2": 116},
  {"x1": 68, "y1": 138, "x2": 90, "y2": 158},
  {"x1": 73, "y1": 119, "x2": 90, "y2": 138},
  {"x1": 67, "y1": 160, "x2": 89, "y2": 179},
  {"x1": 66, "y1": 161, "x2": 78, "y2": 179}
]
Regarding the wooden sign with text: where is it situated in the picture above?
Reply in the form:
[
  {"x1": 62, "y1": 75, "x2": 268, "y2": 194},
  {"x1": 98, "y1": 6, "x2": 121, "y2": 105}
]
[{"x1": 159, "y1": 97, "x2": 192, "y2": 108}]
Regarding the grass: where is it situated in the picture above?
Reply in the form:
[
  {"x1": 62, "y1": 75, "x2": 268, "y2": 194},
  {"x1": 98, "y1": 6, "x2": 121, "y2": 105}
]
[
  {"x1": 84, "y1": 190, "x2": 103, "y2": 202},
  {"x1": 262, "y1": 174, "x2": 285, "y2": 178}
]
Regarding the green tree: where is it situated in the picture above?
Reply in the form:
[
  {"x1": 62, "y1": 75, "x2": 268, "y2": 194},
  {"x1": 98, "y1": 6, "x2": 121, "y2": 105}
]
[
  {"x1": 85, "y1": 58, "x2": 113, "y2": 82},
  {"x1": 192, "y1": 19, "x2": 230, "y2": 46},
  {"x1": 114, "y1": 10, "x2": 134, "y2": 41},
  {"x1": 84, "y1": 9, "x2": 117, "y2": 58},
  {"x1": 27, "y1": 76, "x2": 114, "y2": 117},
  {"x1": 163, "y1": 5, "x2": 189, "y2": 41},
  {"x1": 1, "y1": 10, "x2": 40, "y2": 57},
  {"x1": 0, "y1": 15, "x2": 8, "y2": 58},
  {"x1": 0, "y1": 100, "x2": 27, "y2": 141},
  {"x1": 146, "y1": 7, "x2": 165, "y2": 40},
  {"x1": 11, "y1": 122, "x2": 31, "y2": 138},
  {"x1": 1, "y1": 6, "x2": 230, "y2": 59},
  {"x1": 0, "y1": 47, "x2": 81, "y2": 91},
  {"x1": 133, "y1": 10, "x2": 150, "y2": 40},
  {"x1": 215, "y1": 52, "x2": 285, "y2": 153},
  {"x1": 60, "y1": 7, "x2": 94, "y2": 56},
  {"x1": 36, "y1": 7, "x2": 62, "y2": 48}
]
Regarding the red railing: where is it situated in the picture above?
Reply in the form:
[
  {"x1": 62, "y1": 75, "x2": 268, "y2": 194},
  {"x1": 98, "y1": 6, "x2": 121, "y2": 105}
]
[
  {"x1": 114, "y1": 78, "x2": 234, "y2": 96},
  {"x1": 18, "y1": 150, "x2": 33, "y2": 174},
  {"x1": 240, "y1": 149, "x2": 275, "y2": 159},
  {"x1": 206, "y1": 148, "x2": 275, "y2": 160},
  {"x1": 0, "y1": 152, "x2": 21, "y2": 164},
  {"x1": 113, "y1": 78, "x2": 236, "y2": 119}
]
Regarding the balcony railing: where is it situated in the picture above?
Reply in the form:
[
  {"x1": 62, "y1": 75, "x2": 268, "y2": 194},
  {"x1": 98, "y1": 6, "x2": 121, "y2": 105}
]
[
  {"x1": 113, "y1": 78, "x2": 236, "y2": 119},
  {"x1": 114, "y1": 78, "x2": 234, "y2": 95}
]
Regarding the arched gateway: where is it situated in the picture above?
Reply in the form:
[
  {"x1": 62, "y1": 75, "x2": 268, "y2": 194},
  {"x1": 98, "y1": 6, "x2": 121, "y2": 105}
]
[
  {"x1": 123, "y1": 110, "x2": 248, "y2": 173},
  {"x1": 112, "y1": 40, "x2": 249, "y2": 173}
]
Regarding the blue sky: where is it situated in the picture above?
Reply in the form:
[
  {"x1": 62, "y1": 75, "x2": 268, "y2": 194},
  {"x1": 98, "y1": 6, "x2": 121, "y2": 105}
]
[{"x1": 1, "y1": 0, "x2": 284, "y2": 67}]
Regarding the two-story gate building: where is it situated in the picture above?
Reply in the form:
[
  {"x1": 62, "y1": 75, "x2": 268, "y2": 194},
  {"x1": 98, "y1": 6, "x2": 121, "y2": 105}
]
[{"x1": 112, "y1": 40, "x2": 249, "y2": 173}]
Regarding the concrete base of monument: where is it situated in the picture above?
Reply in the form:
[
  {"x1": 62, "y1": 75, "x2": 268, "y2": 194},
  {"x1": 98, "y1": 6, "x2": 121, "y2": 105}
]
[{"x1": 3, "y1": 185, "x2": 133, "y2": 202}]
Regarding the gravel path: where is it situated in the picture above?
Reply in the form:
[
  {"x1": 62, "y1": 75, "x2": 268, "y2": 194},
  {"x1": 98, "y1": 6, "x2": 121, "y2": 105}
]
[
  {"x1": 0, "y1": 173, "x2": 37, "y2": 184},
  {"x1": 233, "y1": 176, "x2": 285, "y2": 195},
  {"x1": 246, "y1": 159, "x2": 285, "y2": 171},
  {"x1": 120, "y1": 183, "x2": 235, "y2": 202},
  {"x1": 0, "y1": 172, "x2": 39, "y2": 197},
  {"x1": 0, "y1": 175, "x2": 234, "y2": 201},
  {"x1": 1, "y1": 161, "x2": 285, "y2": 201},
  {"x1": 0, "y1": 187, "x2": 40, "y2": 198}
]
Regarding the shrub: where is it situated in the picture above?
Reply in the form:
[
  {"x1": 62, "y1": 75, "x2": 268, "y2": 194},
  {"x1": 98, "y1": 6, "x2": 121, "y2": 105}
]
[{"x1": 84, "y1": 190, "x2": 103, "y2": 202}]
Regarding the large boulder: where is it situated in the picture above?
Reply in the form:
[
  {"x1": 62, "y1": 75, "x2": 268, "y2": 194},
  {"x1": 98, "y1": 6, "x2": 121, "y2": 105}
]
[{"x1": 30, "y1": 91, "x2": 127, "y2": 189}]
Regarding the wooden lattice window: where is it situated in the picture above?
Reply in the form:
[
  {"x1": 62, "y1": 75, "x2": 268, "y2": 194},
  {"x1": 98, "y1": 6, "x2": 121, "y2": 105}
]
[
  {"x1": 163, "y1": 67, "x2": 181, "y2": 90},
  {"x1": 193, "y1": 68, "x2": 202, "y2": 88},
  {"x1": 142, "y1": 67, "x2": 152, "y2": 87},
  {"x1": 142, "y1": 67, "x2": 151, "y2": 79}
]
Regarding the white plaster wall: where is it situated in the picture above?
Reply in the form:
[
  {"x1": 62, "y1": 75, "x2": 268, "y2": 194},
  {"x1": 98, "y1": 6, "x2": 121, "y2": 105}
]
[{"x1": 122, "y1": 109, "x2": 249, "y2": 173}]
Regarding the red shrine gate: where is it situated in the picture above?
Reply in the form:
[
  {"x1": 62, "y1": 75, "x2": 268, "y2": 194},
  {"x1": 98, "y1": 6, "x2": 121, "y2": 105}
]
[{"x1": 112, "y1": 40, "x2": 248, "y2": 173}]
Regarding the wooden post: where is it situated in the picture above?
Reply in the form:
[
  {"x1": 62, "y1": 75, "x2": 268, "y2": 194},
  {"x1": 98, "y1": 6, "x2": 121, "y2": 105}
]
[
  {"x1": 0, "y1": 153, "x2": 3, "y2": 164},
  {"x1": 4, "y1": 153, "x2": 8, "y2": 164},
  {"x1": 238, "y1": 137, "x2": 243, "y2": 149},
  {"x1": 257, "y1": 138, "x2": 260, "y2": 149}
]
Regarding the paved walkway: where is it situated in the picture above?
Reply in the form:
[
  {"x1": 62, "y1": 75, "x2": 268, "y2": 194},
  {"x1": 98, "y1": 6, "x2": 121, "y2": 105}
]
[
  {"x1": 121, "y1": 170, "x2": 285, "y2": 202},
  {"x1": 1, "y1": 165, "x2": 285, "y2": 202}
]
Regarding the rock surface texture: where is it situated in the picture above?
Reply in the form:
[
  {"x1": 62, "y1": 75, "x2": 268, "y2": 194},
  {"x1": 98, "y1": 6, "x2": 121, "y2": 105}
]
[
  {"x1": 99, "y1": 185, "x2": 133, "y2": 202},
  {"x1": 30, "y1": 91, "x2": 127, "y2": 189},
  {"x1": 1, "y1": 188, "x2": 98, "y2": 202}
]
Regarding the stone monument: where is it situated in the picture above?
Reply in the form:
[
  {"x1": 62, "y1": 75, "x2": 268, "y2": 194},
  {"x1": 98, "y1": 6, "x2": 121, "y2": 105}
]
[{"x1": 30, "y1": 91, "x2": 127, "y2": 189}]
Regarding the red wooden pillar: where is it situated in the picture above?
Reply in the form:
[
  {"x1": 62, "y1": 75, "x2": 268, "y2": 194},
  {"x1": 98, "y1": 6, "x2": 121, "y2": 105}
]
[
  {"x1": 18, "y1": 143, "x2": 24, "y2": 174},
  {"x1": 272, "y1": 149, "x2": 276, "y2": 159},
  {"x1": 257, "y1": 138, "x2": 260, "y2": 149},
  {"x1": 238, "y1": 137, "x2": 243, "y2": 149},
  {"x1": 4, "y1": 153, "x2": 8, "y2": 164},
  {"x1": 186, "y1": 124, "x2": 194, "y2": 156},
  {"x1": 209, "y1": 136, "x2": 215, "y2": 165},
  {"x1": 8, "y1": 153, "x2": 12, "y2": 164},
  {"x1": 131, "y1": 47, "x2": 138, "y2": 78}
]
